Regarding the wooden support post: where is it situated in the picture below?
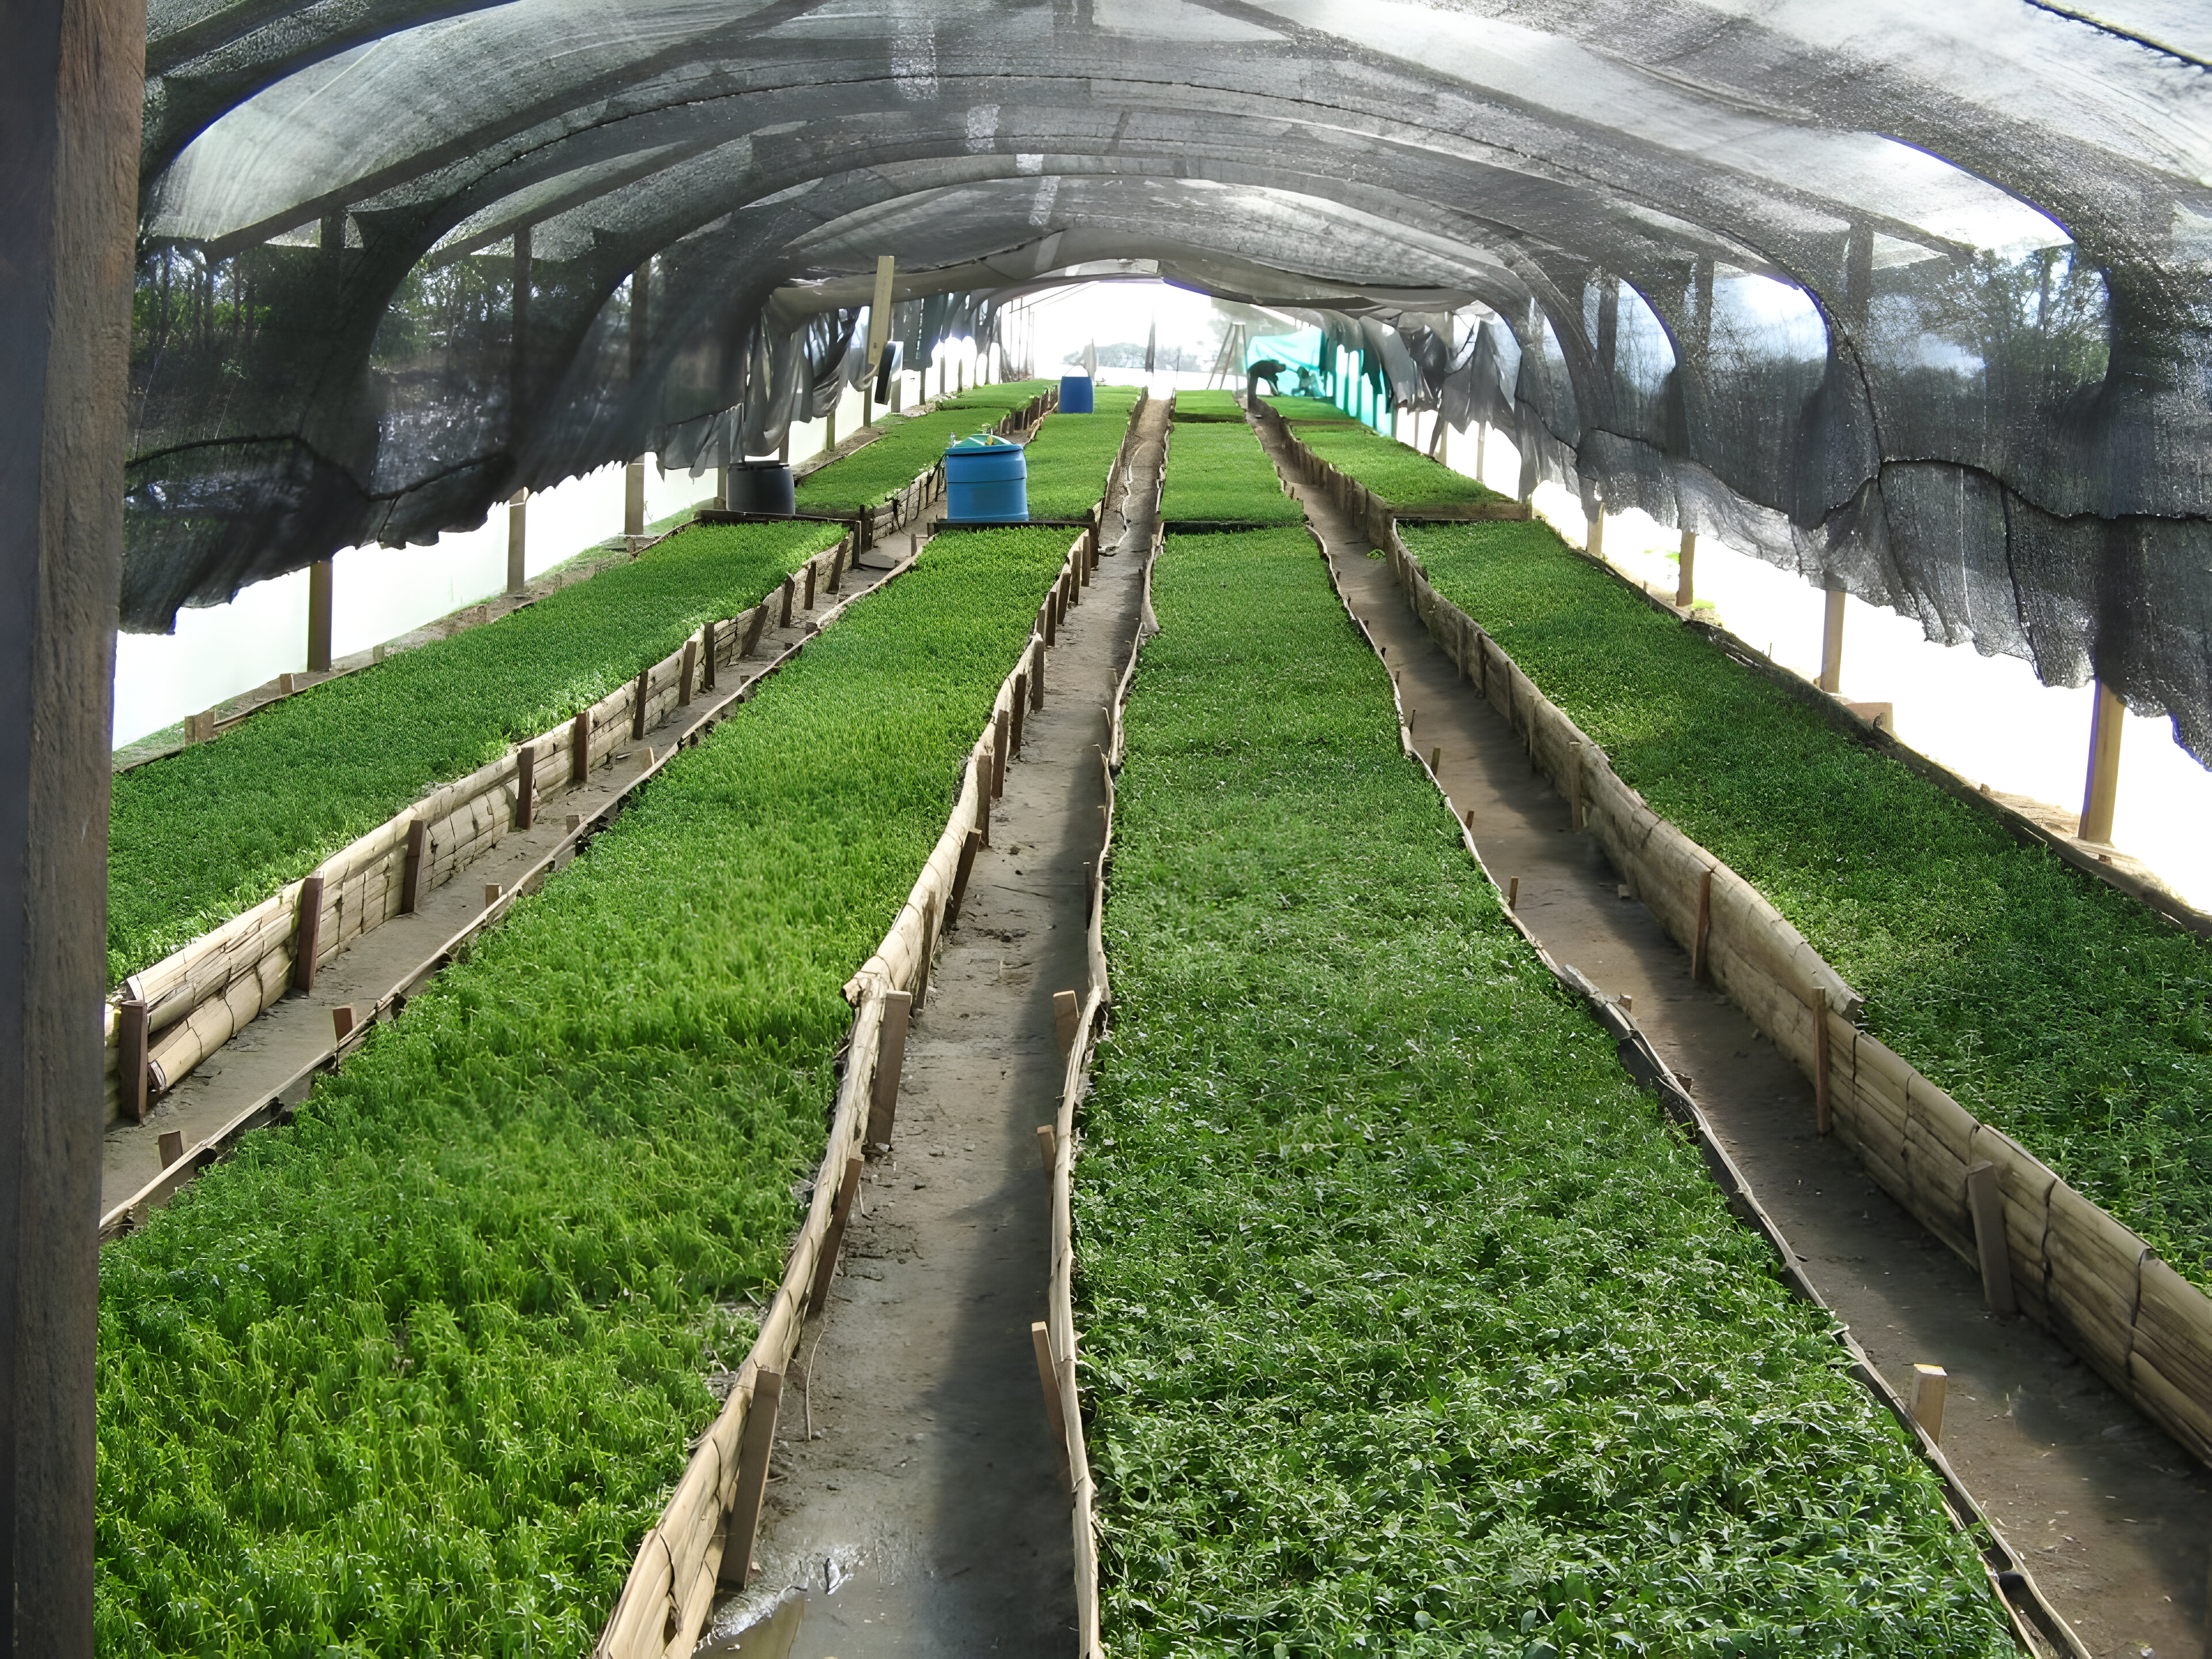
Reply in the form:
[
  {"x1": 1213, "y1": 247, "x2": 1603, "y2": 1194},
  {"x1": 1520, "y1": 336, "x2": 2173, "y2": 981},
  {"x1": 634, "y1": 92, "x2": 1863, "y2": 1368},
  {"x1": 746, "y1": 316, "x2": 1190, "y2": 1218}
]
[
  {"x1": 119, "y1": 998, "x2": 149, "y2": 1123},
  {"x1": 1032, "y1": 651, "x2": 1045, "y2": 709},
  {"x1": 1035, "y1": 1125, "x2": 1056, "y2": 1170},
  {"x1": 400, "y1": 819, "x2": 427, "y2": 913},
  {"x1": 1676, "y1": 529, "x2": 1696, "y2": 608},
  {"x1": 1010, "y1": 674, "x2": 1027, "y2": 756},
  {"x1": 993, "y1": 710, "x2": 1009, "y2": 797},
  {"x1": 678, "y1": 639, "x2": 697, "y2": 706},
  {"x1": 802, "y1": 558, "x2": 816, "y2": 611},
  {"x1": 623, "y1": 458, "x2": 646, "y2": 541},
  {"x1": 306, "y1": 559, "x2": 334, "y2": 673},
  {"x1": 1042, "y1": 592, "x2": 1056, "y2": 646},
  {"x1": 1810, "y1": 993, "x2": 1831, "y2": 1135},
  {"x1": 948, "y1": 828, "x2": 983, "y2": 925},
  {"x1": 514, "y1": 743, "x2": 536, "y2": 830},
  {"x1": 1908, "y1": 1364, "x2": 1947, "y2": 1442},
  {"x1": 569, "y1": 711, "x2": 590, "y2": 785},
  {"x1": 699, "y1": 620, "x2": 715, "y2": 691},
  {"x1": 506, "y1": 490, "x2": 528, "y2": 593},
  {"x1": 1507, "y1": 876, "x2": 1519, "y2": 908},
  {"x1": 723, "y1": 1369, "x2": 782, "y2": 1588},
  {"x1": 331, "y1": 1003, "x2": 358, "y2": 1044},
  {"x1": 1031, "y1": 1322, "x2": 1074, "y2": 1488},
  {"x1": 740, "y1": 604, "x2": 769, "y2": 657},
  {"x1": 913, "y1": 901, "x2": 938, "y2": 1013},
  {"x1": 1585, "y1": 509, "x2": 1604, "y2": 560},
  {"x1": 1054, "y1": 989, "x2": 1080, "y2": 1054},
  {"x1": 868, "y1": 991, "x2": 913, "y2": 1145},
  {"x1": 779, "y1": 575, "x2": 794, "y2": 630},
  {"x1": 976, "y1": 748, "x2": 992, "y2": 846},
  {"x1": 631, "y1": 669, "x2": 649, "y2": 739},
  {"x1": 1691, "y1": 868, "x2": 1713, "y2": 983},
  {"x1": 1964, "y1": 1161, "x2": 2017, "y2": 1316},
  {"x1": 293, "y1": 875, "x2": 325, "y2": 993},
  {"x1": 185, "y1": 710, "x2": 215, "y2": 744},
  {"x1": 484, "y1": 882, "x2": 502, "y2": 908},
  {"x1": 2077, "y1": 680, "x2": 2124, "y2": 844},
  {"x1": 808, "y1": 1156, "x2": 865, "y2": 1315},
  {"x1": 156, "y1": 1130, "x2": 185, "y2": 1169},
  {"x1": 4, "y1": 0, "x2": 142, "y2": 1630},
  {"x1": 1818, "y1": 584, "x2": 1847, "y2": 694}
]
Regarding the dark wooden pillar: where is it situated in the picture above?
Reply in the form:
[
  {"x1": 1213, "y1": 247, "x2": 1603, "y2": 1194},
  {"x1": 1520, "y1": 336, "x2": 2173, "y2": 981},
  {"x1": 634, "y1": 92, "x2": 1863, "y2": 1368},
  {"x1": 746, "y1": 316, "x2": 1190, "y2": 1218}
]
[{"x1": 0, "y1": 0, "x2": 142, "y2": 1649}]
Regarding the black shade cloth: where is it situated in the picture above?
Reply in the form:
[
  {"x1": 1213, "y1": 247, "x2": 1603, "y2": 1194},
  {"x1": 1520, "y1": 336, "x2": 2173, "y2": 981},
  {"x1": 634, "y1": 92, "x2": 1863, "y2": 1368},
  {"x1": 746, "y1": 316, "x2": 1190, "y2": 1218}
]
[{"x1": 129, "y1": 0, "x2": 2212, "y2": 762}]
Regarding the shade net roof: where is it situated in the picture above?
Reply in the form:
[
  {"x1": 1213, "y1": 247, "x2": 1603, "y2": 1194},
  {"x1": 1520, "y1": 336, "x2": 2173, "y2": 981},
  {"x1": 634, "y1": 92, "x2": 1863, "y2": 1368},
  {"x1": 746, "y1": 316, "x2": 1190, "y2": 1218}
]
[{"x1": 133, "y1": 0, "x2": 2212, "y2": 761}]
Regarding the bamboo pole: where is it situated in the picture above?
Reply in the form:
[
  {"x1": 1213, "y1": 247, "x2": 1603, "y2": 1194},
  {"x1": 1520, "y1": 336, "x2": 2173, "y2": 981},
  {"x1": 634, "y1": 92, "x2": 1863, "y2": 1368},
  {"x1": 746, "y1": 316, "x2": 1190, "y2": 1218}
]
[
  {"x1": 1819, "y1": 585, "x2": 1846, "y2": 694},
  {"x1": 1676, "y1": 529, "x2": 1696, "y2": 608},
  {"x1": 2077, "y1": 681, "x2": 2124, "y2": 844}
]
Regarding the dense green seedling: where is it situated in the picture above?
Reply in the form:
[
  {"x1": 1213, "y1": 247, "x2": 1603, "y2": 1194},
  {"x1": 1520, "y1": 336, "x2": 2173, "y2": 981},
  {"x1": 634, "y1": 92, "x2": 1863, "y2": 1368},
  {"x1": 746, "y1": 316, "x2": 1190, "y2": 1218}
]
[
  {"x1": 794, "y1": 408, "x2": 987, "y2": 513},
  {"x1": 1299, "y1": 423, "x2": 1509, "y2": 509},
  {"x1": 940, "y1": 378, "x2": 1052, "y2": 411},
  {"x1": 1021, "y1": 388, "x2": 1143, "y2": 518},
  {"x1": 108, "y1": 520, "x2": 844, "y2": 984},
  {"x1": 1412, "y1": 519, "x2": 2212, "y2": 1286},
  {"x1": 1264, "y1": 393, "x2": 1357, "y2": 423},
  {"x1": 96, "y1": 527, "x2": 1077, "y2": 1658},
  {"x1": 1160, "y1": 422, "x2": 1306, "y2": 525},
  {"x1": 1169, "y1": 389, "x2": 1244, "y2": 421},
  {"x1": 1080, "y1": 527, "x2": 2012, "y2": 1658}
]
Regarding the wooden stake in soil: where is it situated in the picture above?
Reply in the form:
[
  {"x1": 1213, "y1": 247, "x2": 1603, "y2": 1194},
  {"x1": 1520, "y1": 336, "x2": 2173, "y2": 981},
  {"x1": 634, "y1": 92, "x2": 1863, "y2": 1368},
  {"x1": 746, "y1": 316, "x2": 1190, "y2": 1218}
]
[
  {"x1": 779, "y1": 574, "x2": 794, "y2": 630},
  {"x1": 808, "y1": 1156, "x2": 865, "y2": 1315},
  {"x1": 913, "y1": 901, "x2": 939, "y2": 1013},
  {"x1": 1032, "y1": 1323, "x2": 1074, "y2": 1490},
  {"x1": 1010, "y1": 675, "x2": 1028, "y2": 755},
  {"x1": 1810, "y1": 993, "x2": 1832, "y2": 1135},
  {"x1": 400, "y1": 818, "x2": 427, "y2": 914},
  {"x1": 569, "y1": 711, "x2": 590, "y2": 785},
  {"x1": 678, "y1": 639, "x2": 697, "y2": 706},
  {"x1": 802, "y1": 559, "x2": 817, "y2": 611},
  {"x1": 1032, "y1": 652, "x2": 1045, "y2": 709},
  {"x1": 630, "y1": 669, "x2": 649, "y2": 740},
  {"x1": 867, "y1": 991, "x2": 913, "y2": 1145},
  {"x1": 1908, "y1": 1364, "x2": 1947, "y2": 1442},
  {"x1": 331, "y1": 1004, "x2": 358, "y2": 1043},
  {"x1": 484, "y1": 882, "x2": 502, "y2": 908},
  {"x1": 292, "y1": 875, "x2": 325, "y2": 993},
  {"x1": 119, "y1": 998, "x2": 149, "y2": 1122},
  {"x1": 1964, "y1": 1160, "x2": 2017, "y2": 1316},
  {"x1": 1507, "y1": 877, "x2": 1520, "y2": 908},
  {"x1": 1054, "y1": 989, "x2": 1080, "y2": 1054},
  {"x1": 1043, "y1": 594, "x2": 1056, "y2": 646},
  {"x1": 948, "y1": 828, "x2": 983, "y2": 924},
  {"x1": 1035, "y1": 1125, "x2": 1056, "y2": 1170},
  {"x1": 514, "y1": 743, "x2": 536, "y2": 830},
  {"x1": 1691, "y1": 868, "x2": 1713, "y2": 983},
  {"x1": 976, "y1": 749, "x2": 993, "y2": 847},
  {"x1": 724, "y1": 1369, "x2": 783, "y2": 1588},
  {"x1": 699, "y1": 622, "x2": 716, "y2": 691},
  {"x1": 993, "y1": 709, "x2": 1009, "y2": 797},
  {"x1": 157, "y1": 1130, "x2": 186, "y2": 1169}
]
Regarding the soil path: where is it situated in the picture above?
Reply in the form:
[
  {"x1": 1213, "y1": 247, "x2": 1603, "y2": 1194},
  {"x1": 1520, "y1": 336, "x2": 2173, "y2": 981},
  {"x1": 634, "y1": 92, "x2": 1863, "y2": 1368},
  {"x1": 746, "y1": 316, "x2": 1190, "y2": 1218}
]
[
  {"x1": 700, "y1": 400, "x2": 1165, "y2": 1658},
  {"x1": 1257, "y1": 417, "x2": 2212, "y2": 1659},
  {"x1": 101, "y1": 542, "x2": 915, "y2": 1219}
]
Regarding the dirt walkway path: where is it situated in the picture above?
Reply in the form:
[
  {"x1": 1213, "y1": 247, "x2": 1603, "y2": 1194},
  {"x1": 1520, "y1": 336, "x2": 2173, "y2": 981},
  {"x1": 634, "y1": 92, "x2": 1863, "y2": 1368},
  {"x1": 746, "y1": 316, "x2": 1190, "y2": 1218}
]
[
  {"x1": 1257, "y1": 418, "x2": 2211, "y2": 1659},
  {"x1": 702, "y1": 402, "x2": 1165, "y2": 1658}
]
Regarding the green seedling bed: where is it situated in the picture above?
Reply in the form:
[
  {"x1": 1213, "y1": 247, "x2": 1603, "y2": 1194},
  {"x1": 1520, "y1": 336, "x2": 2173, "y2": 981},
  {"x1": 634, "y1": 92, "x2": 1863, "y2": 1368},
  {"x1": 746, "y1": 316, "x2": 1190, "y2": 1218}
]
[
  {"x1": 1169, "y1": 389, "x2": 1245, "y2": 422},
  {"x1": 1411, "y1": 518, "x2": 2212, "y2": 1287},
  {"x1": 1264, "y1": 393, "x2": 1358, "y2": 423},
  {"x1": 1299, "y1": 423, "x2": 1510, "y2": 509},
  {"x1": 1158, "y1": 422, "x2": 1306, "y2": 526},
  {"x1": 1080, "y1": 525, "x2": 2013, "y2": 1657}
]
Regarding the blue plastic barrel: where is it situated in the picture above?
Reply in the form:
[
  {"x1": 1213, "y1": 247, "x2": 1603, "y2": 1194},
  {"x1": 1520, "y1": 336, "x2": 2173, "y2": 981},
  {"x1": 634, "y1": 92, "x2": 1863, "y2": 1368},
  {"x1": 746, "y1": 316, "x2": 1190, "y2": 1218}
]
[
  {"x1": 943, "y1": 434, "x2": 1028, "y2": 522},
  {"x1": 1057, "y1": 374, "x2": 1095, "y2": 414}
]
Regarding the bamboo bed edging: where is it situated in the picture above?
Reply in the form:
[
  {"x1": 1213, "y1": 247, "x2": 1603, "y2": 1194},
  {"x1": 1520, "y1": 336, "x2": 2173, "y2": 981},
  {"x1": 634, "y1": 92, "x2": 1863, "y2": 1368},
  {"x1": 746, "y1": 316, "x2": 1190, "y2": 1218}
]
[
  {"x1": 1306, "y1": 524, "x2": 2086, "y2": 1659},
  {"x1": 103, "y1": 534, "x2": 856, "y2": 1124},
  {"x1": 1260, "y1": 414, "x2": 1530, "y2": 543},
  {"x1": 1377, "y1": 523, "x2": 2212, "y2": 1479},
  {"x1": 596, "y1": 439, "x2": 1139, "y2": 1656}
]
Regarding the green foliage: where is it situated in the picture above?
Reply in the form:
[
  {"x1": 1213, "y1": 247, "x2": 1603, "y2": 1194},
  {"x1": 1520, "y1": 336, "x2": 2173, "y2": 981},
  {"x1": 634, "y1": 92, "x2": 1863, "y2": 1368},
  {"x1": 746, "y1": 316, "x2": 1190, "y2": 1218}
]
[
  {"x1": 1265, "y1": 394, "x2": 1358, "y2": 423},
  {"x1": 1170, "y1": 389, "x2": 1245, "y2": 422},
  {"x1": 96, "y1": 527, "x2": 1076, "y2": 1658},
  {"x1": 794, "y1": 408, "x2": 989, "y2": 513},
  {"x1": 107, "y1": 521, "x2": 844, "y2": 985},
  {"x1": 1412, "y1": 519, "x2": 2212, "y2": 1287},
  {"x1": 1022, "y1": 388, "x2": 1144, "y2": 518},
  {"x1": 1299, "y1": 425, "x2": 1509, "y2": 509},
  {"x1": 1160, "y1": 423, "x2": 1306, "y2": 525},
  {"x1": 1081, "y1": 527, "x2": 2013, "y2": 1659},
  {"x1": 941, "y1": 378, "x2": 1054, "y2": 411}
]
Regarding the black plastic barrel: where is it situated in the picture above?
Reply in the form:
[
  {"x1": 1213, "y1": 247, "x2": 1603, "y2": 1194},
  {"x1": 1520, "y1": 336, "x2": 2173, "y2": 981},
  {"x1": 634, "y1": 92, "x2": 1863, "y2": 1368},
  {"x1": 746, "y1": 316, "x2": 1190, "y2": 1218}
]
[{"x1": 726, "y1": 460, "x2": 796, "y2": 515}]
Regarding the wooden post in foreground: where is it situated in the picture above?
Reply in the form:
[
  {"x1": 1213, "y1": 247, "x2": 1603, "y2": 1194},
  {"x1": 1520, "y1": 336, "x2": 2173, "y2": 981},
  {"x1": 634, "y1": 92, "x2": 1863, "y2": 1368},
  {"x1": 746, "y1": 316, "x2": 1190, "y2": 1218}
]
[
  {"x1": 306, "y1": 559, "x2": 334, "y2": 673},
  {"x1": 2077, "y1": 680, "x2": 2124, "y2": 844},
  {"x1": 1585, "y1": 508, "x2": 1604, "y2": 561},
  {"x1": 866, "y1": 991, "x2": 912, "y2": 1145},
  {"x1": 1964, "y1": 1160, "x2": 2017, "y2": 1316},
  {"x1": 1676, "y1": 529, "x2": 1696, "y2": 608},
  {"x1": 723, "y1": 1369, "x2": 782, "y2": 1589},
  {"x1": 623, "y1": 459, "x2": 646, "y2": 542},
  {"x1": 1819, "y1": 584, "x2": 1846, "y2": 694},
  {"x1": 1032, "y1": 1323, "x2": 1073, "y2": 1489},
  {"x1": 1908, "y1": 1364, "x2": 1948, "y2": 1442}
]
